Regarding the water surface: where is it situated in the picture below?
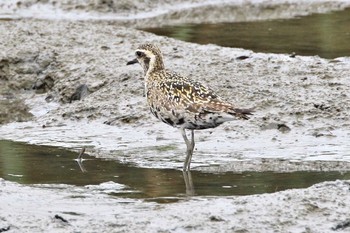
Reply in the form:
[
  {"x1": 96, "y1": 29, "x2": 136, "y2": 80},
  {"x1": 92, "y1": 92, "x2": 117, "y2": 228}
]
[
  {"x1": 143, "y1": 8, "x2": 350, "y2": 59},
  {"x1": 1, "y1": 140, "x2": 349, "y2": 202}
]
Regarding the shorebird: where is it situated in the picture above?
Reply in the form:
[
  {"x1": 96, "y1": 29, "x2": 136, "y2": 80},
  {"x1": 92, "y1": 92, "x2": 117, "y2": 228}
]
[{"x1": 127, "y1": 44, "x2": 252, "y2": 171}]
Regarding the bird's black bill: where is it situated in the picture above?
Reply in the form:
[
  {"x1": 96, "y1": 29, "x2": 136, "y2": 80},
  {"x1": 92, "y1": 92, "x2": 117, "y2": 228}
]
[{"x1": 126, "y1": 58, "x2": 138, "y2": 65}]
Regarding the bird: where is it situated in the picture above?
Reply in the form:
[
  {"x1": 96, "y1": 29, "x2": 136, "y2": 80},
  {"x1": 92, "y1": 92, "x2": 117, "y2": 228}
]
[{"x1": 127, "y1": 43, "x2": 252, "y2": 171}]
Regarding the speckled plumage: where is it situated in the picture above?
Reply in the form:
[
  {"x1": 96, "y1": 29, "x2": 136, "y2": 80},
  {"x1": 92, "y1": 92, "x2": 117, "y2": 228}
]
[{"x1": 127, "y1": 43, "x2": 252, "y2": 171}]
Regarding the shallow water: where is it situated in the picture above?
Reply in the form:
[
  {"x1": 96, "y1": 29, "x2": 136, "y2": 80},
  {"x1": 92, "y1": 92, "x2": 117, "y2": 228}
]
[
  {"x1": 1, "y1": 140, "x2": 350, "y2": 202},
  {"x1": 143, "y1": 8, "x2": 350, "y2": 59}
]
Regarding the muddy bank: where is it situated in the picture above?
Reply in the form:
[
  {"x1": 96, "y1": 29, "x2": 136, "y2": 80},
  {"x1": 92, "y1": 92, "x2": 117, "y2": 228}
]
[{"x1": 1, "y1": 178, "x2": 350, "y2": 232}]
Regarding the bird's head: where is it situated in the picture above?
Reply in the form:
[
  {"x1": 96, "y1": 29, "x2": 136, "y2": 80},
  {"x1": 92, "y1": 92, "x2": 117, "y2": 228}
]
[{"x1": 127, "y1": 44, "x2": 165, "y2": 75}]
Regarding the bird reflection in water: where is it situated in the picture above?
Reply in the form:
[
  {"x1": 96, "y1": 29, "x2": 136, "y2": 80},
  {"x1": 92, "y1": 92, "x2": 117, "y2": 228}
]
[{"x1": 75, "y1": 148, "x2": 196, "y2": 197}]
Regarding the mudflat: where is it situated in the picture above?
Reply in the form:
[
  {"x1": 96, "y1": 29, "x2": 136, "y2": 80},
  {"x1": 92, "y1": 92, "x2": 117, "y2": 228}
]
[{"x1": 0, "y1": 0, "x2": 350, "y2": 232}]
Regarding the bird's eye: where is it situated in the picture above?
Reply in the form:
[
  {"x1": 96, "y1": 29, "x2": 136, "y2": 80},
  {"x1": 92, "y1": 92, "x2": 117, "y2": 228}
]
[{"x1": 136, "y1": 51, "x2": 142, "y2": 57}]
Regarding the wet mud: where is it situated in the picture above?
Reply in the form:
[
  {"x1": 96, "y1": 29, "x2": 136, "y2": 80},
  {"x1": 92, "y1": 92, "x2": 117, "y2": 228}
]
[{"x1": 1, "y1": 178, "x2": 350, "y2": 232}]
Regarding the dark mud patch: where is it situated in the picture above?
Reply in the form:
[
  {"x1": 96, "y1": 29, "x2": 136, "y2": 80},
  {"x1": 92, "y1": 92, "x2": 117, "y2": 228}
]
[{"x1": 0, "y1": 97, "x2": 33, "y2": 124}]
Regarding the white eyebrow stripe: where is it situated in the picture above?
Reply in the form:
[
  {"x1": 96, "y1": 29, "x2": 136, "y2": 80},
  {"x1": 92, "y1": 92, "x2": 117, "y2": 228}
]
[{"x1": 135, "y1": 49, "x2": 147, "y2": 54}]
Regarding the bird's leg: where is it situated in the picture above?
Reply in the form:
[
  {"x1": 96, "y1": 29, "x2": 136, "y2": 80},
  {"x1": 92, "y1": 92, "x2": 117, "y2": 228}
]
[
  {"x1": 180, "y1": 128, "x2": 191, "y2": 171},
  {"x1": 181, "y1": 129, "x2": 195, "y2": 171},
  {"x1": 190, "y1": 129, "x2": 195, "y2": 152},
  {"x1": 187, "y1": 130, "x2": 195, "y2": 170}
]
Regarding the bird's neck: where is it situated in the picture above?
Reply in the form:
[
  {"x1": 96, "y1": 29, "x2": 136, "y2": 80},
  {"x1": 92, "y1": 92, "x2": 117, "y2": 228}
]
[
  {"x1": 144, "y1": 68, "x2": 167, "y2": 92},
  {"x1": 145, "y1": 55, "x2": 165, "y2": 76}
]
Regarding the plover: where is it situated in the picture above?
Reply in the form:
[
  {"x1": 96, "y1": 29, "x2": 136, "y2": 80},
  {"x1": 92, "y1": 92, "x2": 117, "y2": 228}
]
[{"x1": 127, "y1": 44, "x2": 252, "y2": 171}]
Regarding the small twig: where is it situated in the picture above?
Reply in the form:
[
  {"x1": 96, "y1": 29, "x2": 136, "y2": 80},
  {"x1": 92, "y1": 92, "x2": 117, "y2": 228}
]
[
  {"x1": 76, "y1": 147, "x2": 87, "y2": 173},
  {"x1": 77, "y1": 147, "x2": 86, "y2": 161},
  {"x1": 54, "y1": 214, "x2": 69, "y2": 223}
]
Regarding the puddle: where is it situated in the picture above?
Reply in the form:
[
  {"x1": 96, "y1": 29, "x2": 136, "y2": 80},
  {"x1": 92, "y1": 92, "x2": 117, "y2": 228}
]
[
  {"x1": 1, "y1": 140, "x2": 350, "y2": 202},
  {"x1": 142, "y1": 8, "x2": 350, "y2": 59}
]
